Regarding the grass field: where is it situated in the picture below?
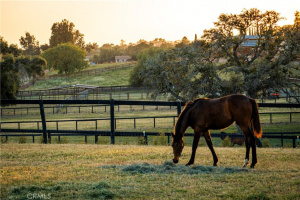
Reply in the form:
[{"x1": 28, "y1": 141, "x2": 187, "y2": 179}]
[
  {"x1": 1, "y1": 144, "x2": 299, "y2": 199},
  {"x1": 25, "y1": 64, "x2": 135, "y2": 91}
]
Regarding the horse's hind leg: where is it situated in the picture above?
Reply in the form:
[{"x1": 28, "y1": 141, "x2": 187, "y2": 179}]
[
  {"x1": 203, "y1": 130, "x2": 218, "y2": 166},
  {"x1": 243, "y1": 138, "x2": 250, "y2": 167},
  {"x1": 186, "y1": 131, "x2": 201, "y2": 166},
  {"x1": 240, "y1": 126, "x2": 257, "y2": 168},
  {"x1": 249, "y1": 133, "x2": 257, "y2": 168}
]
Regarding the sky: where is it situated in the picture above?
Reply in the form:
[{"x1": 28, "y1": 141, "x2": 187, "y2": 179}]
[{"x1": 0, "y1": 0, "x2": 299, "y2": 47}]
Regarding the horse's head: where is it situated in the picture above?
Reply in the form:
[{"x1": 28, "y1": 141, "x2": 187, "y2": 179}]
[{"x1": 171, "y1": 133, "x2": 184, "y2": 163}]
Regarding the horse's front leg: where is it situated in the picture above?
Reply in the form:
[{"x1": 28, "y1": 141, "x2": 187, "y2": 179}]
[
  {"x1": 203, "y1": 130, "x2": 218, "y2": 166},
  {"x1": 186, "y1": 131, "x2": 201, "y2": 166}
]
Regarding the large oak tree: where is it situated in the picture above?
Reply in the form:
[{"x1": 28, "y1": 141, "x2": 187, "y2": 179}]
[
  {"x1": 42, "y1": 43, "x2": 88, "y2": 75},
  {"x1": 140, "y1": 9, "x2": 299, "y2": 102},
  {"x1": 49, "y1": 19, "x2": 85, "y2": 48}
]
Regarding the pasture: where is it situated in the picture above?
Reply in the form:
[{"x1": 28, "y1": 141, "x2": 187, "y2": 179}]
[{"x1": 1, "y1": 144, "x2": 299, "y2": 199}]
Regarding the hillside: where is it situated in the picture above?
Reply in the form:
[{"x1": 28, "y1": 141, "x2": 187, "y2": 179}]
[{"x1": 23, "y1": 63, "x2": 135, "y2": 91}]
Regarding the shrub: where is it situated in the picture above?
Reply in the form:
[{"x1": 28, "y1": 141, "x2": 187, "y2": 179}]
[
  {"x1": 262, "y1": 138, "x2": 272, "y2": 148},
  {"x1": 137, "y1": 136, "x2": 147, "y2": 145},
  {"x1": 1, "y1": 137, "x2": 8, "y2": 144},
  {"x1": 284, "y1": 143, "x2": 293, "y2": 148},
  {"x1": 221, "y1": 136, "x2": 233, "y2": 147},
  {"x1": 153, "y1": 132, "x2": 168, "y2": 146},
  {"x1": 19, "y1": 136, "x2": 27, "y2": 144}
]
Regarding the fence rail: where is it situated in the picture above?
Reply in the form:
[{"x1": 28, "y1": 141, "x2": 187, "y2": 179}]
[
  {"x1": 1, "y1": 129, "x2": 299, "y2": 148},
  {"x1": 1, "y1": 99, "x2": 299, "y2": 147}
]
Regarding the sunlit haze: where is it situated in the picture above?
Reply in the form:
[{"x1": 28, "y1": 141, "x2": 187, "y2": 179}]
[{"x1": 1, "y1": 0, "x2": 299, "y2": 47}]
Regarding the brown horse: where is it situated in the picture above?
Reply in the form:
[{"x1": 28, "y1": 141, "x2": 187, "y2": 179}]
[{"x1": 171, "y1": 94, "x2": 262, "y2": 168}]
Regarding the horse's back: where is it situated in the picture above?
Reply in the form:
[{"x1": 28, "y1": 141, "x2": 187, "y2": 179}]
[{"x1": 190, "y1": 95, "x2": 252, "y2": 130}]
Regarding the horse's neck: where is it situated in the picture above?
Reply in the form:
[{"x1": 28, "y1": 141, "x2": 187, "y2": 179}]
[{"x1": 176, "y1": 112, "x2": 190, "y2": 138}]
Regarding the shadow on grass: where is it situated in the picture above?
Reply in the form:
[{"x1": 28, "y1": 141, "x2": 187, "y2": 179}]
[
  {"x1": 2, "y1": 181, "x2": 116, "y2": 200},
  {"x1": 100, "y1": 160, "x2": 249, "y2": 174}
]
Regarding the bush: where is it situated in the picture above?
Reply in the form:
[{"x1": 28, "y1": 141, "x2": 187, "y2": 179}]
[
  {"x1": 137, "y1": 136, "x2": 147, "y2": 145},
  {"x1": 153, "y1": 132, "x2": 168, "y2": 146},
  {"x1": 19, "y1": 136, "x2": 27, "y2": 144},
  {"x1": 284, "y1": 143, "x2": 293, "y2": 148},
  {"x1": 1, "y1": 137, "x2": 8, "y2": 144},
  {"x1": 221, "y1": 136, "x2": 233, "y2": 147},
  {"x1": 262, "y1": 138, "x2": 272, "y2": 148}
]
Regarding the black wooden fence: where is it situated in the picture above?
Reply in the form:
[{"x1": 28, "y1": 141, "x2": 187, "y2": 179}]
[{"x1": 1, "y1": 99, "x2": 300, "y2": 147}]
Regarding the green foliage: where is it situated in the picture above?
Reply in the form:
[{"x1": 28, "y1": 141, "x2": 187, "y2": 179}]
[
  {"x1": 262, "y1": 138, "x2": 272, "y2": 148},
  {"x1": 0, "y1": 36, "x2": 22, "y2": 57},
  {"x1": 139, "y1": 9, "x2": 300, "y2": 100},
  {"x1": 94, "y1": 43, "x2": 123, "y2": 63},
  {"x1": 221, "y1": 136, "x2": 233, "y2": 147},
  {"x1": 137, "y1": 136, "x2": 147, "y2": 145},
  {"x1": 16, "y1": 55, "x2": 46, "y2": 84},
  {"x1": 153, "y1": 132, "x2": 168, "y2": 146},
  {"x1": 202, "y1": 8, "x2": 300, "y2": 98},
  {"x1": 1, "y1": 137, "x2": 8, "y2": 144},
  {"x1": 49, "y1": 19, "x2": 85, "y2": 48},
  {"x1": 19, "y1": 32, "x2": 41, "y2": 55},
  {"x1": 18, "y1": 136, "x2": 27, "y2": 144},
  {"x1": 141, "y1": 46, "x2": 221, "y2": 100},
  {"x1": 129, "y1": 47, "x2": 166, "y2": 86},
  {"x1": 0, "y1": 54, "x2": 20, "y2": 100},
  {"x1": 42, "y1": 43, "x2": 88, "y2": 75}
]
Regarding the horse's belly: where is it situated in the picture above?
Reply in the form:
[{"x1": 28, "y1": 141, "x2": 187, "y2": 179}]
[{"x1": 209, "y1": 120, "x2": 234, "y2": 130}]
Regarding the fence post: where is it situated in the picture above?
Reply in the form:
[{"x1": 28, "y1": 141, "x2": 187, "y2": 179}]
[
  {"x1": 281, "y1": 132, "x2": 283, "y2": 147},
  {"x1": 177, "y1": 101, "x2": 182, "y2": 116},
  {"x1": 47, "y1": 131, "x2": 51, "y2": 144},
  {"x1": 110, "y1": 99, "x2": 115, "y2": 144},
  {"x1": 39, "y1": 100, "x2": 47, "y2": 144}
]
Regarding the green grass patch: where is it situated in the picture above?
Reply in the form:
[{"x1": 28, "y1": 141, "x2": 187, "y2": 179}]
[{"x1": 25, "y1": 67, "x2": 134, "y2": 91}]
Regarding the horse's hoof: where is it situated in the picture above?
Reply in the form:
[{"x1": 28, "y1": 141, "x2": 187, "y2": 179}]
[
  {"x1": 186, "y1": 162, "x2": 193, "y2": 166},
  {"x1": 250, "y1": 165, "x2": 255, "y2": 169},
  {"x1": 213, "y1": 163, "x2": 217, "y2": 167},
  {"x1": 243, "y1": 159, "x2": 249, "y2": 168},
  {"x1": 173, "y1": 159, "x2": 178, "y2": 164}
]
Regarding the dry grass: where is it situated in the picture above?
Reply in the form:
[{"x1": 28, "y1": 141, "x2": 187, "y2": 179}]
[{"x1": 1, "y1": 144, "x2": 299, "y2": 199}]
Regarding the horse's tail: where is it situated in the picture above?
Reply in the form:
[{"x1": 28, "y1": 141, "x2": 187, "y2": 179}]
[{"x1": 250, "y1": 98, "x2": 262, "y2": 138}]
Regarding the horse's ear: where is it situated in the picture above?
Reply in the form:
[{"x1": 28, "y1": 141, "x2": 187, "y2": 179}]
[{"x1": 171, "y1": 132, "x2": 175, "y2": 138}]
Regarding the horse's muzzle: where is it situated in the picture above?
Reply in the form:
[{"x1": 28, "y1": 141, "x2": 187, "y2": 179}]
[{"x1": 173, "y1": 155, "x2": 180, "y2": 163}]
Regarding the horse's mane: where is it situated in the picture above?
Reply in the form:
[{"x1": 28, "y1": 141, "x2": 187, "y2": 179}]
[{"x1": 174, "y1": 98, "x2": 203, "y2": 138}]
